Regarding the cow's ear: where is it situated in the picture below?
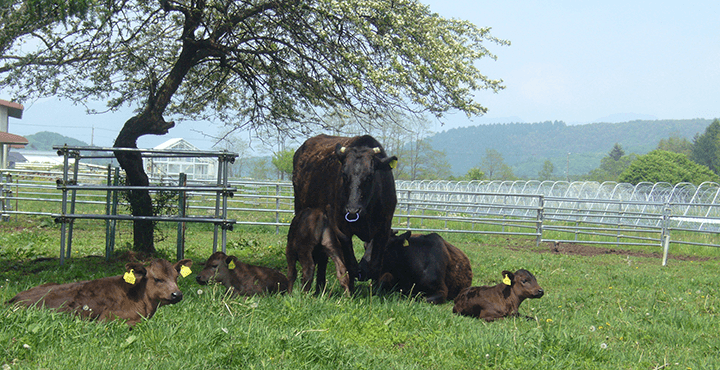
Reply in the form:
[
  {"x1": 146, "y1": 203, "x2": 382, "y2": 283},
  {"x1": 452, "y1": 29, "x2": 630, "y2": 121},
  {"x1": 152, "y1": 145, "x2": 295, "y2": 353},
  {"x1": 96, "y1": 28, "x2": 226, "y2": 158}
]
[
  {"x1": 378, "y1": 155, "x2": 398, "y2": 171},
  {"x1": 174, "y1": 259, "x2": 193, "y2": 270},
  {"x1": 502, "y1": 270, "x2": 514, "y2": 285},
  {"x1": 224, "y1": 256, "x2": 238, "y2": 268},
  {"x1": 334, "y1": 144, "x2": 347, "y2": 161},
  {"x1": 174, "y1": 259, "x2": 193, "y2": 278},
  {"x1": 124, "y1": 263, "x2": 146, "y2": 285},
  {"x1": 126, "y1": 263, "x2": 147, "y2": 276}
]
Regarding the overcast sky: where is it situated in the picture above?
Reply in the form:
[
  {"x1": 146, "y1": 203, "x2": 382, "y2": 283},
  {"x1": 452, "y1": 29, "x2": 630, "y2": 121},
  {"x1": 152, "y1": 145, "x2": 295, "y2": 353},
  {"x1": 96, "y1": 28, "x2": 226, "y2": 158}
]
[{"x1": 7, "y1": 1, "x2": 720, "y2": 150}]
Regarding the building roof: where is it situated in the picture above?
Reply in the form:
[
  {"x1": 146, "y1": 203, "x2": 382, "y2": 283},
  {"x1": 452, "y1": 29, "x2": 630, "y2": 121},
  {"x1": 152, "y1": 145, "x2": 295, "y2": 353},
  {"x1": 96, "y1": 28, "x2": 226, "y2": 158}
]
[
  {"x1": 0, "y1": 132, "x2": 28, "y2": 148},
  {"x1": 153, "y1": 138, "x2": 200, "y2": 151},
  {"x1": 0, "y1": 99, "x2": 23, "y2": 119}
]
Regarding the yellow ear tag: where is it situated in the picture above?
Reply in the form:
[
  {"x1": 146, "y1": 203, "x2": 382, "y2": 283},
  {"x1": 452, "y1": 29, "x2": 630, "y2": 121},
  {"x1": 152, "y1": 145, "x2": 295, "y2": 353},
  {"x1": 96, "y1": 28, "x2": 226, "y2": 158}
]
[
  {"x1": 228, "y1": 260, "x2": 236, "y2": 270},
  {"x1": 502, "y1": 274, "x2": 512, "y2": 286},
  {"x1": 403, "y1": 239, "x2": 410, "y2": 247},
  {"x1": 180, "y1": 265, "x2": 192, "y2": 278},
  {"x1": 123, "y1": 269, "x2": 136, "y2": 285},
  {"x1": 389, "y1": 159, "x2": 397, "y2": 169}
]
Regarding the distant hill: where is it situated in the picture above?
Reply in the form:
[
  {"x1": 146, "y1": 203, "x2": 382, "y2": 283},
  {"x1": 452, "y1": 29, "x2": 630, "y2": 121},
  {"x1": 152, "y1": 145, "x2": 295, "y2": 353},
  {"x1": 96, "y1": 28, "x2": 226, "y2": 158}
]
[
  {"x1": 25, "y1": 131, "x2": 89, "y2": 151},
  {"x1": 426, "y1": 119, "x2": 713, "y2": 178}
]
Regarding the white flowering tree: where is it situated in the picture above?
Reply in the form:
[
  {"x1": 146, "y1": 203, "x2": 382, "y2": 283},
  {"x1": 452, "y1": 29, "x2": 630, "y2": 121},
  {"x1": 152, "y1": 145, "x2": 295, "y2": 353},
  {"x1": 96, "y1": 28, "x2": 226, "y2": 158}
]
[{"x1": 0, "y1": 0, "x2": 507, "y2": 253}]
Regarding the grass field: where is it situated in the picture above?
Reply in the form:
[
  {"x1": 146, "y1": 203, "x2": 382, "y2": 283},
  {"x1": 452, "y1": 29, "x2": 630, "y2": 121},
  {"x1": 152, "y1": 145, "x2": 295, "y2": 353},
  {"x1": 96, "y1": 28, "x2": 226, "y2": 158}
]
[{"x1": 0, "y1": 216, "x2": 718, "y2": 369}]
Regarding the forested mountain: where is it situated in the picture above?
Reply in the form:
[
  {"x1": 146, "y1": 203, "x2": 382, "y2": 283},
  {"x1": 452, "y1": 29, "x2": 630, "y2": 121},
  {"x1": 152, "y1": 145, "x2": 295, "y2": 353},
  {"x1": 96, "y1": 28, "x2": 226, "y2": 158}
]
[
  {"x1": 24, "y1": 131, "x2": 89, "y2": 151},
  {"x1": 425, "y1": 119, "x2": 713, "y2": 178}
]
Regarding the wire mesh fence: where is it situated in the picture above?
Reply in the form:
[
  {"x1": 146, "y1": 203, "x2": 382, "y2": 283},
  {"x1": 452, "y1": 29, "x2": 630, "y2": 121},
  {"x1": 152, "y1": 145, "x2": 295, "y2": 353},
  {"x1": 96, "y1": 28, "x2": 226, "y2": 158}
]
[{"x1": 2, "y1": 170, "x2": 720, "y2": 264}]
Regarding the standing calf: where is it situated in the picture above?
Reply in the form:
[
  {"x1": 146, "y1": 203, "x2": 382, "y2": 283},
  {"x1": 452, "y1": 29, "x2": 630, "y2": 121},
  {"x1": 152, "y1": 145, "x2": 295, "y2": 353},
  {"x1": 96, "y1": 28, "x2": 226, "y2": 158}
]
[
  {"x1": 8, "y1": 258, "x2": 193, "y2": 326},
  {"x1": 286, "y1": 206, "x2": 351, "y2": 294},
  {"x1": 196, "y1": 251, "x2": 289, "y2": 296},
  {"x1": 361, "y1": 231, "x2": 473, "y2": 304},
  {"x1": 453, "y1": 269, "x2": 544, "y2": 321}
]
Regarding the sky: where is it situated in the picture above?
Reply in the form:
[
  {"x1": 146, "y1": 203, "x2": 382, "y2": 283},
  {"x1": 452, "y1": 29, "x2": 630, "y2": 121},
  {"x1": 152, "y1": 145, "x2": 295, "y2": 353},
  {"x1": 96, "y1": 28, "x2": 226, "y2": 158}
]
[{"x1": 5, "y1": 0, "x2": 720, "y2": 151}]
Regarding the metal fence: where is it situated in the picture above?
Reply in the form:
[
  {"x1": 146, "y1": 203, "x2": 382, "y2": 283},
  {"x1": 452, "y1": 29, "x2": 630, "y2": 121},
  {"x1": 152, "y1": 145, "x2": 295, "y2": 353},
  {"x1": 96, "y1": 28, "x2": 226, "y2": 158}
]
[{"x1": 3, "y1": 170, "x2": 720, "y2": 265}]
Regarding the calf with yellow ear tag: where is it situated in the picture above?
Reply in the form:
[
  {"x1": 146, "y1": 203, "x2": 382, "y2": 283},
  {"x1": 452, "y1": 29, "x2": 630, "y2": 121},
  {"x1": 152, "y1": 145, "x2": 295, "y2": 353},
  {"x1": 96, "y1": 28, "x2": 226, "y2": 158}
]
[
  {"x1": 9, "y1": 258, "x2": 193, "y2": 326},
  {"x1": 453, "y1": 269, "x2": 544, "y2": 322},
  {"x1": 196, "y1": 251, "x2": 289, "y2": 296}
]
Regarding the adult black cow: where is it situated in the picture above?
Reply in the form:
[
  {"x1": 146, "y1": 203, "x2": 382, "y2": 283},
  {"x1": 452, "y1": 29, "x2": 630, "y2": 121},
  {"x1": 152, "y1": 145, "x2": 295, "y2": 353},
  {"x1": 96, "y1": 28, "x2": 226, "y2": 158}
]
[{"x1": 293, "y1": 134, "x2": 398, "y2": 284}]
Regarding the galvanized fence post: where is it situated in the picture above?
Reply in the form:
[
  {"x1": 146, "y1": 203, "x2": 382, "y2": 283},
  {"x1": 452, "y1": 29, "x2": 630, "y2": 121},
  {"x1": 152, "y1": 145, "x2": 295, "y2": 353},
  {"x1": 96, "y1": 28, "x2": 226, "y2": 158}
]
[
  {"x1": 107, "y1": 167, "x2": 120, "y2": 260},
  {"x1": 536, "y1": 195, "x2": 544, "y2": 247},
  {"x1": 275, "y1": 183, "x2": 280, "y2": 235},
  {"x1": 661, "y1": 203, "x2": 672, "y2": 266},
  {"x1": 176, "y1": 173, "x2": 187, "y2": 260},
  {"x1": 58, "y1": 147, "x2": 70, "y2": 265},
  {"x1": 105, "y1": 165, "x2": 112, "y2": 259}
]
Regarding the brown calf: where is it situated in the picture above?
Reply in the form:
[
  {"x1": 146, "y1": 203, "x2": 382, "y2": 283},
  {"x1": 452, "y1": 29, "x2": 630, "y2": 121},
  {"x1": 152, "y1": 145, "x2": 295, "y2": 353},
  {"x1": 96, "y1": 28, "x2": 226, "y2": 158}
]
[
  {"x1": 8, "y1": 258, "x2": 193, "y2": 326},
  {"x1": 196, "y1": 251, "x2": 289, "y2": 296},
  {"x1": 285, "y1": 206, "x2": 351, "y2": 295},
  {"x1": 453, "y1": 269, "x2": 544, "y2": 321}
]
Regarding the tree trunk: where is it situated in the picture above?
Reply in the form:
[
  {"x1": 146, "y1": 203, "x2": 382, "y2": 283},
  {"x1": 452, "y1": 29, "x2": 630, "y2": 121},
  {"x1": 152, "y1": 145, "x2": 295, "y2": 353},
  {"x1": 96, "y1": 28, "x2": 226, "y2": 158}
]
[
  {"x1": 110, "y1": 7, "x2": 204, "y2": 254},
  {"x1": 114, "y1": 113, "x2": 174, "y2": 254}
]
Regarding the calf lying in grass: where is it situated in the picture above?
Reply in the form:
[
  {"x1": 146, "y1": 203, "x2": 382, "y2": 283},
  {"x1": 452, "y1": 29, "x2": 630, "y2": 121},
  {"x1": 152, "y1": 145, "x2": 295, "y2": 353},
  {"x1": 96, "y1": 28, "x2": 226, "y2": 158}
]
[
  {"x1": 452, "y1": 269, "x2": 544, "y2": 322},
  {"x1": 8, "y1": 258, "x2": 193, "y2": 326},
  {"x1": 196, "y1": 251, "x2": 289, "y2": 296}
]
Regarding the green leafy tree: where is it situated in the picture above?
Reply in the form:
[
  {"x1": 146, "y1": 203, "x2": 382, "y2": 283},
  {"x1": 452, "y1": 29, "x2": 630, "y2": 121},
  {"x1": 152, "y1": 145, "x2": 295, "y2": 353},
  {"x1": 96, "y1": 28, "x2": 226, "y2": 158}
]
[
  {"x1": 394, "y1": 139, "x2": 450, "y2": 180},
  {"x1": 1, "y1": 0, "x2": 506, "y2": 253},
  {"x1": 618, "y1": 150, "x2": 718, "y2": 185},
  {"x1": 464, "y1": 167, "x2": 485, "y2": 181},
  {"x1": 657, "y1": 134, "x2": 692, "y2": 156},
  {"x1": 0, "y1": 0, "x2": 91, "y2": 54},
  {"x1": 608, "y1": 143, "x2": 625, "y2": 161},
  {"x1": 248, "y1": 158, "x2": 274, "y2": 180},
  {"x1": 479, "y1": 149, "x2": 515, "y2": 180},
  {"x1": 538, "y1": 160, "x2": 554, "y2": 181},
  {"x1": 584, "y1": 143, "x2": 637, "y2": 182},
  {"x1": 271, "y1": 148, "x2": 295, "y2": 180},
  {"x1": 690, "y1": 119, "x2": 720, "y2": 174}
]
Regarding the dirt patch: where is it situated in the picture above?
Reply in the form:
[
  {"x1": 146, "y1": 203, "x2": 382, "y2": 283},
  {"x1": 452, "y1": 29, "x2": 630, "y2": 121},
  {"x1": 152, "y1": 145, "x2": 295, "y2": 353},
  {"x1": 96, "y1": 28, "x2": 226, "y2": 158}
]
[{"x1": 504, "y1": 239, "x2": 714, "y2": 262}]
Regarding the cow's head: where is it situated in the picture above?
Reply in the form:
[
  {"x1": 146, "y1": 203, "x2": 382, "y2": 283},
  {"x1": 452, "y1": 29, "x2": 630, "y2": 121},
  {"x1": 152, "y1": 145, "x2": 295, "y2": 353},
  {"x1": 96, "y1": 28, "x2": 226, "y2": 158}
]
[
  {"x1": 334, "y1": 143, "x2": 397, "y2": 223},
  {"x1": 503, "y1": 269, "x2": 544, "y2": 299},
  {"x1": 358, "y1": 230, "x2": 410, "y2": 281},
  {"x1": 196, "y1": 251, "x2": 229, "y2": 285},
  {"x1": 126, "y1": 258, "x2": 192, "y2": 305}
]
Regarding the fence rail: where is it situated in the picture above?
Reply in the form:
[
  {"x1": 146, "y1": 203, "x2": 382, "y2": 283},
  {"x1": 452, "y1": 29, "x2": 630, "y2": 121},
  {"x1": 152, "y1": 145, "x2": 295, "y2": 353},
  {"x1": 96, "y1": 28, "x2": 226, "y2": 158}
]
[{"x1": 2, "y1": 169, "x2": 720, "y2": 265}]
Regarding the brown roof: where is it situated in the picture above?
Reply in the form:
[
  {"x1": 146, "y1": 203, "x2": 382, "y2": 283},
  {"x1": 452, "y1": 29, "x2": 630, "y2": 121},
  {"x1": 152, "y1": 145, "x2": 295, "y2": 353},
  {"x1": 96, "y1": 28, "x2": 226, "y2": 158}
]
[
  {"x1": 0, "y1": 99, "x2": 23, "y2": 119},
  {"x1": 0, "y1": 132, "x2": 28, "y2": 147}
]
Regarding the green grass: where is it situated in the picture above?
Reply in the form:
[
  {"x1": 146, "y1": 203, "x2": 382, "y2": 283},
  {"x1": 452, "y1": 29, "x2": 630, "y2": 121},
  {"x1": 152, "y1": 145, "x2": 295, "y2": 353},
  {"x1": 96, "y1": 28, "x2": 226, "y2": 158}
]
[{"x1": 0, "y1": 218, "x2": 719, "y2": 369}]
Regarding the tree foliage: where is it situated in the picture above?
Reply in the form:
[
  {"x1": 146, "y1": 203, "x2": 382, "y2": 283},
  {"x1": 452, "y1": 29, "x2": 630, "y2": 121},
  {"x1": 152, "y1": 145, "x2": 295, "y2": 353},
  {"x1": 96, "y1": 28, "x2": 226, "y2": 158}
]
[
  {"x1": 608, "y1": 143, "x2": 624, "y2": 161},
  {"x1": 690, "y1": 119, "x2": 720, "y2": 174},
  {"x1": 618, "y1": 150, "x2": 718, "y2": 185},
  {"x1": 0, "y1": 0, "x2": 507, "y2": 253},
  {"x1": 1, "y1": 0, "x2": 507, "y2": 133},
  {"x1": 463, "y1": 167, "x2": 485, "y2": 181},
  {"x1": 0, "y1": 0, "x2": 91, "y2": 54},
  {"x1": 271, "y1": 148, "x2": 295, "y2": 180},
  {"x1": 479, "y1": 148, "x2": 515, "y2": 180},
  {"x1": 584, "y1": 143, "x2": 636, "y2": 182},
  {"x1": 538, "y1": 159, "x2": 554, "y2": 181},
  {"x1": 657, "y1": 133, "x2": 692, "y2": 156}
]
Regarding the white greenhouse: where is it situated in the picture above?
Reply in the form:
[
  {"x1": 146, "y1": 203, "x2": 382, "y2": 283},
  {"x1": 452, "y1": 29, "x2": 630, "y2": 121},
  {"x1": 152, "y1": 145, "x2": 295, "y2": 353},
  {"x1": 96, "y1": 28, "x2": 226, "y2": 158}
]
[{"x1": 144, "y1": 138, "x2": 217, "y2": 181}]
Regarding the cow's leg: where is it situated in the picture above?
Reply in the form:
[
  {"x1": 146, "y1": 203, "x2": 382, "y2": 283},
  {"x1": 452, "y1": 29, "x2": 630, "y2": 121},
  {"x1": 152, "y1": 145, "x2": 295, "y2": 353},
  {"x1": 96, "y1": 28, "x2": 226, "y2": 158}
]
[
  {"x1": 286, "y1": 244, "x2": 298, "y2": 294},
  {"x1": 425, "y1": 283, "x2": 448, "y2": 304},
  {"x1": 367, "y1": 232, "x2": 390, "y2": 281},
  {"x1": 337, "y1": 233, "x2": 358, "y2": 281},
  {"x1": 313, "y1": 247, "x2": 329, "y2": 294},
  {"x1": 321, "y1": 228, "x2": 352, "y2": 295},
  {"x1": 298, "y1": 249, "x2": 315, "y2": 293}
]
